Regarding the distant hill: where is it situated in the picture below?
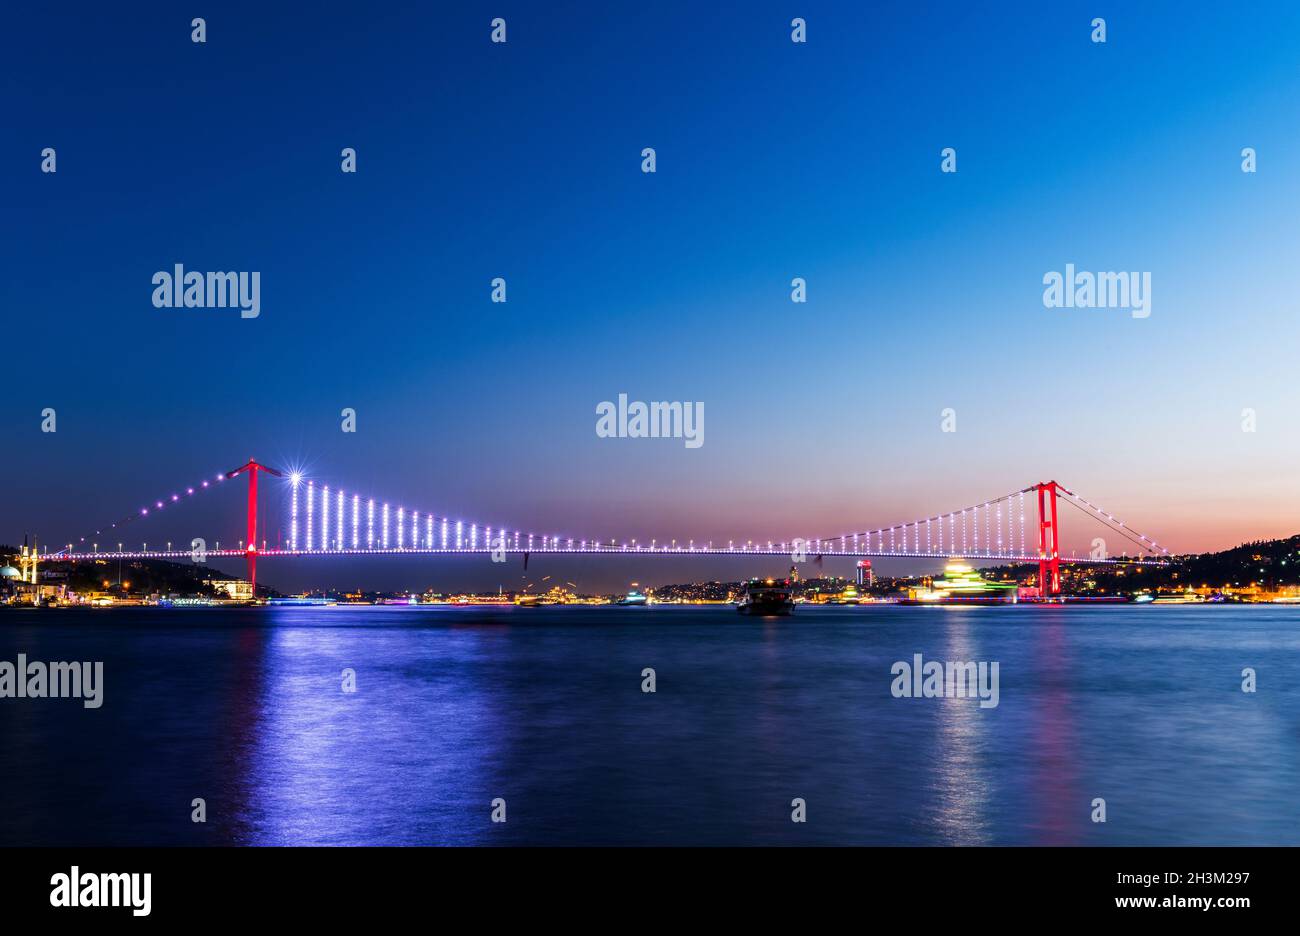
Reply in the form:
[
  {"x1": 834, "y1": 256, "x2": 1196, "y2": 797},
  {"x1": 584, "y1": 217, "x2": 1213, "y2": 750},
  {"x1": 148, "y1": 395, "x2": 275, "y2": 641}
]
[
  {"x1": 992, "y1": 534, "x2": 1300, "y2": 595},
  {"x1": 1157, "y1": 535, "x2": 1300, "y2": 589}
]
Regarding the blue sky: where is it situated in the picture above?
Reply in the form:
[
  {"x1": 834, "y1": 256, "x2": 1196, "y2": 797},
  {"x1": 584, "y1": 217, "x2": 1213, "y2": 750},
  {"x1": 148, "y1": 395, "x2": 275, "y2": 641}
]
[{"x1": 5, "y1": 2, "x2": 1300, "y2": 591}]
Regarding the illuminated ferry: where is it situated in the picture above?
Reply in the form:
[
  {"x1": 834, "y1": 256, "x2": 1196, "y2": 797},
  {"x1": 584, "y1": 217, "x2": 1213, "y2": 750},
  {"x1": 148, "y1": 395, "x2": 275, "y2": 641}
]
[
  {"x1": 616, "y1": 586, "x2": 648, "y2": 606},
  {"x1": 826, "y1": 585, "x2": 861, "y2": 604},
  {"x1": 1150, "y1": 591, "x2": 1206, "y2": 604},
  {"x1": 900, "y1": 561, "x2": 1018, "y2": 605}
]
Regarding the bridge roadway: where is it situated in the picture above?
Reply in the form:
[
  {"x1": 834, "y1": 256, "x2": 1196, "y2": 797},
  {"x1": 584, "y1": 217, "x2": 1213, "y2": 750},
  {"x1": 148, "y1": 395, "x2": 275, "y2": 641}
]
[{"x1": 52, "y1": 547, "x2": 1169, "y2": 566}]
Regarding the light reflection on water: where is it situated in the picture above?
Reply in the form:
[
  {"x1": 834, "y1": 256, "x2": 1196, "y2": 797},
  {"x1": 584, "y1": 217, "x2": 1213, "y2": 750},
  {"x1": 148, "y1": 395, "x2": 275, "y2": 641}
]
[
  {"x1": 1, "y1": 603, "x2": 1298, "y2": 845},
  {"x1": 931, "y1": 613, "x2": 992, "y2": 845}
]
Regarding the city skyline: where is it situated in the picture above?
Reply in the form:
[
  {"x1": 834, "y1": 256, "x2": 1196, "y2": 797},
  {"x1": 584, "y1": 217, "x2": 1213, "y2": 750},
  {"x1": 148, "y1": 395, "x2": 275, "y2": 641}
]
[{"x1": 6, "y1": 2, "x2": 1300, "y2": 592}]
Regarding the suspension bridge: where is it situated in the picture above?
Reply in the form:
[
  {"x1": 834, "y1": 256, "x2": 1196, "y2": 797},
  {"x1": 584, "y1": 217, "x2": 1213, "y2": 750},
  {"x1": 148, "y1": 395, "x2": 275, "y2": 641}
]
[{"x1": 39, "y1": 458, "x2": 1171, "y2": 596}]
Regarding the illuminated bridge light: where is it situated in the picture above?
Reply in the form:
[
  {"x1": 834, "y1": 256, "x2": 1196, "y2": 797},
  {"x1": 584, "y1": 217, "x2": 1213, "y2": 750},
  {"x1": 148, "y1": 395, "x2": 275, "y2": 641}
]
[
  {"x1": 322, "y1": 486, "x2": 331, "y2": 550},
  {"x1": 1020, "y1": 492, "x2": 1026, "y2": 556},
  {"x1": 306, "y1": 481, "x2": 314, "y2": 550},
  {"x1": 456, "y1": 521, "x2": 463, "y2": 550},
  {"x1": 353, "y1": 494, "x2": 360, "y2": 549},
  {"x1": 427, "y1": 514, "x2": 433, "y2": 549},
  {"x1": 397, "y1": 508, "x2": 404, "y2": 549},
  {"x1": 382, "y1": 504, "x2": 390, "y2": 549},
  {"x1": 367, "y1": 499, "x2": 375, "y2": 549},
  {"x1": 470, "y1": 523, "x2": 477, "y2": 551},
  {"x1": 442, "y1": 520, "x2": 448, "y2": 549},
  {"x1": 412, "y1": 511, "x2": 419, "y2": 550},
  {"x1": 291, "y1": 479, "x2": 299, "y2": 550}
]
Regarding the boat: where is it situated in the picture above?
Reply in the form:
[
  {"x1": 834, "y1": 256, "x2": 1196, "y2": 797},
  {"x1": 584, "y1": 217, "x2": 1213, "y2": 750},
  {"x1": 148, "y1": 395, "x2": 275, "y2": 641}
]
[
  {"x1": 616, "y1": 585, "x2": 648, "y2": 606},
  {"x1": 736, "y1": 578, "x2": 795, "y2": 616},
  {"x1": 825, "y1": 585, "x2": 861, "y2": 605},
  {"x1": 1151, "y1": 592, "x2": 1205, "y2": 604},
  {"x1": 898, "y1": 561, "x2": 1018, "y2": 605}
]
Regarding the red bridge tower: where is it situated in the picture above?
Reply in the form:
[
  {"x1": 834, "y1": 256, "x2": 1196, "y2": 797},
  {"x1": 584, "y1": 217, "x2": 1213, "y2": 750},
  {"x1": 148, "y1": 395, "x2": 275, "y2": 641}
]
[
  {"x1": 1036, "y1": 481, "x2": 1061, "y2": 596},
  {"x1": 226, "y1": 459, "x2": 282, "y2": 599}
]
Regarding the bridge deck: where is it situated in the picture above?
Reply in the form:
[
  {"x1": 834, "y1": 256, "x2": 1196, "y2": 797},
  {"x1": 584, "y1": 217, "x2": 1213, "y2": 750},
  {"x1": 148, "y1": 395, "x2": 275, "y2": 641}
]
[{"x1": 52, "y1": 548, "x2": 1168, "y2": 566}]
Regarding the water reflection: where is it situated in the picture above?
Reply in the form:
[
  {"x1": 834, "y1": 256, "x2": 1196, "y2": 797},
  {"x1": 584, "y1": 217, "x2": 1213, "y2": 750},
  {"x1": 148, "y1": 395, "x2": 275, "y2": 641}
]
[
  {"x1": 1, "y1": 604, "x2": 1298, "y2": 845},
  {"x1": 218, "y1": 624, "x2": 266, "y2": 843},
  {"x1": 931, "y1": 609, "x2": 992, "y2": 844},
  {"x1": 245, "y1": 609, "x2": 507, "y2": 844},
  {"x1": 1025, "y1": 613, "x2": 1079, "y2": 845}
]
